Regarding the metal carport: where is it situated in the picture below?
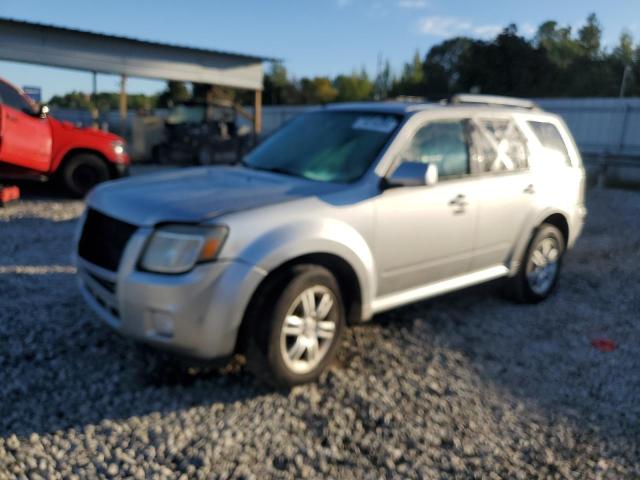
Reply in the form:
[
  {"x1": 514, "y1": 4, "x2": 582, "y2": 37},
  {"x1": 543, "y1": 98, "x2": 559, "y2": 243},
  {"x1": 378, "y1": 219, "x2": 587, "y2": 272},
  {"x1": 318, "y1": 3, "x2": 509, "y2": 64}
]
[{"x1": 0, "y1": 17, "x2": 274, "y2": 134}]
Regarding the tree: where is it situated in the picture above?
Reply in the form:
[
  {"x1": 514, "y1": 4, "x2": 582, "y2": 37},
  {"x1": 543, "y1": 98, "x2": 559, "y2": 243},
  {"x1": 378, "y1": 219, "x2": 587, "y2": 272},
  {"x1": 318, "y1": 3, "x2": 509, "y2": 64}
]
[
  {"x1": 374, "y1": 58, "x2": 393, "y2": 100},
  {"x1": 535, "y1": 21, "x2": 581, "y2": 68},
  {"x1": 299, "y1": 77, "x2": 338, "y2": 104},
  {"x1": 335, "y1": 69, "x2": 374, "y2": 102},
  {"x1": 49, "y1": 91, "x2": 91, "y2": 110},
  {"x1": 578, "y1": 13, "x2": 602, "y2": 59},
  {"x1": 48, "y1": 91, "x2": 158, "y2": 111},
  {"x1": 157, "y1": 81, "x2": 190, "y2": 107},
  {"x1": 392, "y1": 50, "x2": 425, "y2": 96},
  {"x1": 457, "y1": 26, "x2": 556, "y2": 96},
  {"x1": 264, "y1": 62, "x2": 298, "y2": 105},
  {"x1": 421, "y1": 37, "x2": 473, "y2": 98},
  {"x1": 614, "y1": 31, "x2": 635, "y2": 65}
]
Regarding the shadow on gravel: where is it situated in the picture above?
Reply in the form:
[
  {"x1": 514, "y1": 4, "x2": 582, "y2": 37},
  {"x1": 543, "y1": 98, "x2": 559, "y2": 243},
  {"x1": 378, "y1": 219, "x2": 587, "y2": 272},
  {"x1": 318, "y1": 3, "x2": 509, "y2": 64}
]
[{"x1": 4, "y1": 179, "x2": 68, "y2": 200}]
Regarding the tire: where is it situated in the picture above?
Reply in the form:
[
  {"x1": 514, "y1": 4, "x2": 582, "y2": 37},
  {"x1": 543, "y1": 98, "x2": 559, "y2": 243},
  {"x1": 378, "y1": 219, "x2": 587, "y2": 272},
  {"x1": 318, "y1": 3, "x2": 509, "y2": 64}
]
[
  {"x1": 506, "y1": 224, "x2": 565, "y2": 303},
  {"x1": 59, "y1": 153, "x2": 110, "y2": 198},
  {"x1": 244, "y1": 265, "x2": 345, "y2": 387}
]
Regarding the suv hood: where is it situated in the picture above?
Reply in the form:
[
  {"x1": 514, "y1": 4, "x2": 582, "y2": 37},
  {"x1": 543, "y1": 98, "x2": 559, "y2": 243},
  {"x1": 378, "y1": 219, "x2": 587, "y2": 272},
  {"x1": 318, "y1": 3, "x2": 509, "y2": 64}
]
[{"x1": 88, "y1": 166, "x2": 343, "y2": 226}]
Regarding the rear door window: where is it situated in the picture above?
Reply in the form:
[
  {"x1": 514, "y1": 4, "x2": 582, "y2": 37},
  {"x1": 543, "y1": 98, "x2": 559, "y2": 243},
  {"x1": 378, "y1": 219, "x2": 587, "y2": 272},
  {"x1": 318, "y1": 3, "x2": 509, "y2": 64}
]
[
  {"x1": 527, "y1": 121, "x2": 571, "y2": 166},
  {"x1": 469, "y1": 118, "x2": 529, "y2": 173}
]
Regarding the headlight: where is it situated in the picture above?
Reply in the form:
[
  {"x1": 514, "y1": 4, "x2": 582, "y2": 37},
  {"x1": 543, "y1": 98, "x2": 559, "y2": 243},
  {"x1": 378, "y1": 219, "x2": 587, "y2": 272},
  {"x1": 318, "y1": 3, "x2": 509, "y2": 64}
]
[
  {"x1": 140, "y1": 225, "x2": 228, "y2": 274},
  {"x1": 112, "y1": 141, "x2": 127, "y2": 156}
]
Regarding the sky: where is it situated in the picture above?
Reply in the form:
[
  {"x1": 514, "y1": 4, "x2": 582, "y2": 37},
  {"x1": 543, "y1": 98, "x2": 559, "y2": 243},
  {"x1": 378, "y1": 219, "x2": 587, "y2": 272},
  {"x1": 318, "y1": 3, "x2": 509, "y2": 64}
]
[{"x1": 0, "y1": 0, "x2": 638, "y2": 100}]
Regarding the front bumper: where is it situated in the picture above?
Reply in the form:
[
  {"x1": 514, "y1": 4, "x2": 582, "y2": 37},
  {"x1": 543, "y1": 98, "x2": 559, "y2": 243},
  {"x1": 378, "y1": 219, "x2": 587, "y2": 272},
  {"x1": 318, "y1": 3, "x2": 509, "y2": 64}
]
[{"x1": 76, "y1": 227, "x2": 266, "y2": 359}]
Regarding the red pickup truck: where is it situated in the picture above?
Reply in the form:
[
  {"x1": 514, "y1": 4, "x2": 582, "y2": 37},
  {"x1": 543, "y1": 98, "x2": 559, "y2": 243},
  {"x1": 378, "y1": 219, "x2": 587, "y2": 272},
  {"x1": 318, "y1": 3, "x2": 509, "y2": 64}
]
[{"x1": 0, "y1": 77, "x2": 129, "y2": 196}]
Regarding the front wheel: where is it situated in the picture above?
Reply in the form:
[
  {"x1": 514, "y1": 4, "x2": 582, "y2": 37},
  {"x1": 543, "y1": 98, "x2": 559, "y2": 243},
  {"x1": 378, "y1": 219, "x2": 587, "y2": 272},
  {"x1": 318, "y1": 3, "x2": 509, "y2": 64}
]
[
  {"x1": 59, "y1": 153, "x2": 110, "y2": 198},
  {"x1": 506, "y1": 224, "x2": 565, "y2": 303},
  {"x1": 245, "y1": 265, "x2": 345, "y2": 387}
]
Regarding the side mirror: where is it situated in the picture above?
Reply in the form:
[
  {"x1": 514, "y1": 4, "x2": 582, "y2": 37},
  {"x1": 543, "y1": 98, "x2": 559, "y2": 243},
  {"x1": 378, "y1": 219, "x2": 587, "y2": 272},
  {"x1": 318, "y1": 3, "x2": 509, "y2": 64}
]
[
  {"x1": 385, "y1": 161, "x2": 438, "y2": 188},
  {"x1": 39, "y1": 104, "x2": 50, "y2": 118}
]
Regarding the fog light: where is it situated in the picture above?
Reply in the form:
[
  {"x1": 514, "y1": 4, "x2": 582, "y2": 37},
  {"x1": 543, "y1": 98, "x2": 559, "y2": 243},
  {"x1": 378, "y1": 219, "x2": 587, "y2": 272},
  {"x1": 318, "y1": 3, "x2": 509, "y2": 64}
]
[{"x1": 151, "y1": 311, "x2": 174, "y2": 337}]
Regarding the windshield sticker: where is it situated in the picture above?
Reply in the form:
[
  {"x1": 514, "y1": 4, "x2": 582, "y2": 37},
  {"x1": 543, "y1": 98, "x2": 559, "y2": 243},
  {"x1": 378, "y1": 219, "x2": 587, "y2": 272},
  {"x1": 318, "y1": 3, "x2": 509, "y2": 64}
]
[{"x1": 352, "y1": 116, "x2": 398, "y2": 133}]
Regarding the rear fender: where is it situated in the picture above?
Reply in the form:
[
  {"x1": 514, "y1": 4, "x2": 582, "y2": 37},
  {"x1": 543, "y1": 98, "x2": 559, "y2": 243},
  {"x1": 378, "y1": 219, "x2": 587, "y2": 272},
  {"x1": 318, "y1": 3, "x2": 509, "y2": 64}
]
[{"x1": 508, "y1": 207, "x2": 570, "y2": 275}]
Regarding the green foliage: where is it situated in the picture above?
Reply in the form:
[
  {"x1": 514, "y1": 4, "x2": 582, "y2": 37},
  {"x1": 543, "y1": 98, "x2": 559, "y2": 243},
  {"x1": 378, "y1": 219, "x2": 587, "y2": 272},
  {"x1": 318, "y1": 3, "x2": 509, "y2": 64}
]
[
  {"x1": 299, "y1": 77, "x2": 338, "y2": 104},
  {"x1": 156, "y1": 81, "x2": 190, "y2": 107},
  {"x1": 373, "y1": 59, "x2": 394, "y2": 100},
  {"x1": 335, "y1": 70, "x2": 374, "y2": 102},
  {"x1": 263, "y1": 63, "x2": 302, "y2": 105},
  {"x1": 391, "y1": 50, "x2": 425, "y2": 97},
  {"x1": 49, "y1": 91, "x2": 158, "y2": 111},
  {"x1": 578, "y1": 13, "x2": 602, "y2": 59}
]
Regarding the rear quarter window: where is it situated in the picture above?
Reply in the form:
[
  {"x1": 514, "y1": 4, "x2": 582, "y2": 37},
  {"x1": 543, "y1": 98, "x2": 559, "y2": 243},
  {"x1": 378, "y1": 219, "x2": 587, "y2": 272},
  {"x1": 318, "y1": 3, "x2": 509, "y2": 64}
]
[{"x1": 527, "y1": 121, "x2": 572, "y2": 167}]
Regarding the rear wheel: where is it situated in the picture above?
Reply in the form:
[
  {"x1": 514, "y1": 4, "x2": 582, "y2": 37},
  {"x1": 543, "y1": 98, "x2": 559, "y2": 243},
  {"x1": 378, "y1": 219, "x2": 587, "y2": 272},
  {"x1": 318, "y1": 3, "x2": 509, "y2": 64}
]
[
  {"x1": 506, "y1": 224, "x2": 565, "y2": 303},
  {"x1": 59, "y1": 153, "x2": 110, "y2": 198},
  {"x1": 245, "y1": 265, "x2": 345, "y2": 387}
]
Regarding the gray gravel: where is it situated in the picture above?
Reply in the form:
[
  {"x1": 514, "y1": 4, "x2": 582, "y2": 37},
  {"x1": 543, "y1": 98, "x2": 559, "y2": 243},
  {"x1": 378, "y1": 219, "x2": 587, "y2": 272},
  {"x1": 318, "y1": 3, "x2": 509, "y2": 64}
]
[{"x1": 1, "y1": 184, "x2": 639, "y2": 479}]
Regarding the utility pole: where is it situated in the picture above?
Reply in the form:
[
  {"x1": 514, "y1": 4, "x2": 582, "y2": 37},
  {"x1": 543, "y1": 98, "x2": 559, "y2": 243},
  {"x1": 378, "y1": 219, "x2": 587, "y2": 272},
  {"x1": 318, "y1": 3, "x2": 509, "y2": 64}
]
[{"x1": 619, "y1": 65, "x2": 632, "y2": 98}]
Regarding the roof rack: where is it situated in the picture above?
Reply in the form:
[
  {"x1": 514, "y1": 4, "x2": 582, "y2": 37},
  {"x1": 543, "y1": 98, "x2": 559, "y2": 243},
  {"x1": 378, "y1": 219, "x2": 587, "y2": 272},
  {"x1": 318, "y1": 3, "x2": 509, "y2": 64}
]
[{"x1": 449, "y1": 94, "x2": 540, "y2": 110}]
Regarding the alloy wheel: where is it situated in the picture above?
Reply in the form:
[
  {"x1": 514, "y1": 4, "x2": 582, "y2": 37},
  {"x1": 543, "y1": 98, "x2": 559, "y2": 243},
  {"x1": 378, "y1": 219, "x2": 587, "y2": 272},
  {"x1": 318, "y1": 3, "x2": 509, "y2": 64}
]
[
  {"x1": 526, "y1": 236, "x2": 560, "y2": 295},
  {"x1": 279, "y1": 285, "x2": 337, "y2": 374}
]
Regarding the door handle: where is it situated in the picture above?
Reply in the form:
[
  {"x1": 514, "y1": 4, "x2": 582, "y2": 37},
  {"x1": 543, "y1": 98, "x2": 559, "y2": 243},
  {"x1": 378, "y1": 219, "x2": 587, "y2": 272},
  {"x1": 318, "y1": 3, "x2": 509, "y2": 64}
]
[
  {"x1": 523, "y1": 184, "x2": 535, "y2": 194},
  {"x1": 448, "y1": 194, "x2": 467, "y2": 206},
  {"x1": 448, "y1": 194, "x2": 468, "y2": 214}
]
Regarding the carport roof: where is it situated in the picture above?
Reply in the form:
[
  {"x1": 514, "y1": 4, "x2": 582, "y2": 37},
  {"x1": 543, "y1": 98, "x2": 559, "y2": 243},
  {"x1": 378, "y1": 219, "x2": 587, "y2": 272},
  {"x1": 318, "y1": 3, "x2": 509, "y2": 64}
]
[{"x1": 0, "y1": 17, "x2": 278, "y2": 90}]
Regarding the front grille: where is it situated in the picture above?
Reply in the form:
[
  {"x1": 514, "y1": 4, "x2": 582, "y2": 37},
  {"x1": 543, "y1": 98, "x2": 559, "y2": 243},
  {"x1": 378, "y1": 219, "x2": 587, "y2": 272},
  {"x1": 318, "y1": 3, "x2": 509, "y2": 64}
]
[
  {"x1": 78, "y1": 209, "x2": 137, "y2": 272},
  {"x1": 88, "y1": 271, "x2": 116, "y2": 293}
]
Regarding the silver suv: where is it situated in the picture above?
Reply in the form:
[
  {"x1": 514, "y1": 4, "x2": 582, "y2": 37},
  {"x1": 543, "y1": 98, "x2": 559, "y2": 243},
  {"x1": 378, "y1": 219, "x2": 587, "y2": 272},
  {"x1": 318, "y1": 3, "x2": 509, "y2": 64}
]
[{"x1": 75, "y1": 95, "x2": 586, "y2": 386}]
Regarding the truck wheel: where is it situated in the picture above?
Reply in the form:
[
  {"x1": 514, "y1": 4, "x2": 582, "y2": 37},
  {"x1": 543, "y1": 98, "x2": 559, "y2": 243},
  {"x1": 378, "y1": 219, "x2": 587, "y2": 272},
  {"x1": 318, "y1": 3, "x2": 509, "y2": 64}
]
[
  {"x1": 60, "y1": 153, "x2": 110, "y2": 198},
  {"x1": 245, "y1": 265, "x2": 345, "y2": 387},
  {"x1": 506, "y1": 224, "x2": 565, "y2": 303}
]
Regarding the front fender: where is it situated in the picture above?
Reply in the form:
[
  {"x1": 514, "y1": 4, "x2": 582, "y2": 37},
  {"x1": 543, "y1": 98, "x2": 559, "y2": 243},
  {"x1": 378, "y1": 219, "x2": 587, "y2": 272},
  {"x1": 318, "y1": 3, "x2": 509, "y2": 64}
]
[{"x1": 233, "y1": 218, "x2": 377, "y2": 320}]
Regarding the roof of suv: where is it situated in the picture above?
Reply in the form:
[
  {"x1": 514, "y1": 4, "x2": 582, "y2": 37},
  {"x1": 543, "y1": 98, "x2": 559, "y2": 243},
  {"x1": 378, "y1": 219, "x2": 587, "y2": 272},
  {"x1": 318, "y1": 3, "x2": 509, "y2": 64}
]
[
  {"x1": 324, "y1": 95, "x2": 543, "y2": 116},
  {"x1": 325, "y1": 102, "x2": 437, "y2": 115}
]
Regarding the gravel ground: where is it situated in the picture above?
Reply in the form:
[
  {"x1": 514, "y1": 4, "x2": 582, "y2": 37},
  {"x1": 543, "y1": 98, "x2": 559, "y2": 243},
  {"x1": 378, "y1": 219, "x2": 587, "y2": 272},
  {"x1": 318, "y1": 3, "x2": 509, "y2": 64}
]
[{"x1": 0, "y1": 182, "x2": 639, "y2": 479}]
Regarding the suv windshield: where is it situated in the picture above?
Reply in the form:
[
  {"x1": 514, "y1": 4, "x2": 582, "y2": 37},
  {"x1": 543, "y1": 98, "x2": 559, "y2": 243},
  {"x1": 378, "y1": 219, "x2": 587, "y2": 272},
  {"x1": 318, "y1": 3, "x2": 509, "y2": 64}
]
[{"x1": 243, "y1": 111, "x2": 401, "y2": 183}]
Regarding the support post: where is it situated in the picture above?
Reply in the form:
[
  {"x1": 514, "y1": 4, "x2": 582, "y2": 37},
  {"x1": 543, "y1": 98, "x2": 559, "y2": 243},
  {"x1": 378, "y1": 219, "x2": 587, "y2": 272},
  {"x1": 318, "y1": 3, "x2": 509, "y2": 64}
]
[
  {"x1": 91, "y1": 71, "x2": 99, "y2": 129},
  {"x1": 253, "y1": 89, "x2": 262, "y2": 139},
  {"x1": 119, "y1": 74, "x2": 127, "y2": 137}
]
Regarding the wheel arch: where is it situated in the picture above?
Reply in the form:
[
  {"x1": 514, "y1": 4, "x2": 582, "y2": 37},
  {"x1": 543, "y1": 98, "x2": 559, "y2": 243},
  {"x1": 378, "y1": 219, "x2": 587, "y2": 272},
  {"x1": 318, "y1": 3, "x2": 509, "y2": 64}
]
[
  {"x1": 54, "y1": 148, "x2": 116, "y2": 178},
  {"x1": 235, "y1": 251, "x2": 366, "y2": 354},
  {"x1": 540, "y1": 212, "x2": 569, "y2": 247},
  {"x1": 508, "y1": 209, "x2": 570, "y2": 275}
]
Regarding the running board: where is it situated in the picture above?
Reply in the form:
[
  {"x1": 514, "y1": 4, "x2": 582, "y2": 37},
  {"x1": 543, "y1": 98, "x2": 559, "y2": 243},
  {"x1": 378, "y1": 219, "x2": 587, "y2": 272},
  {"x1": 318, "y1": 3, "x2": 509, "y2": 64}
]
[{"x1": 371, "y1": 265, "x2": 509, "y2": 314}]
